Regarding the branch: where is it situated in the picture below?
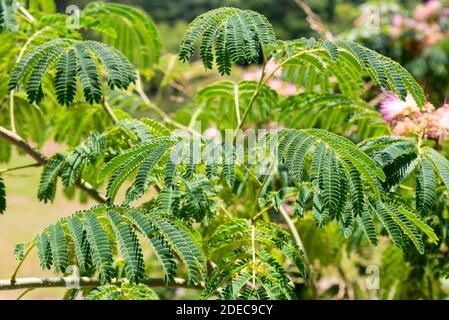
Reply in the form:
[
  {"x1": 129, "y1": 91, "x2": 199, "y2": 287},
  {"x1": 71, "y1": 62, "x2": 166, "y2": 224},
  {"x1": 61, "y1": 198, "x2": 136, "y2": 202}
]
[
  {"x1": 0, "y1": 125, "x2": 106, "y2": 203},
  {"x1": 134, "y1": 76, "x2": 201, "y2": 138},
  {"x1": 0, "y1": 276, "x2": 202, "y2": 291},
  {"x1": 279, "y1": 205, "x2": 317, "y2": 298},
  {"x1": 293, "y1": 0, "x2": 334, "y2": 40},
  {"x1": 0, "y1": 125, "x2": 47, "y2": 165}
]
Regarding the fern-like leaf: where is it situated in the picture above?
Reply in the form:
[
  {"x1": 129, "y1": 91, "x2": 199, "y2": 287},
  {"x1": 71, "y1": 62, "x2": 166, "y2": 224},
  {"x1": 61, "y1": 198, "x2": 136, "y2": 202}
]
[
  {"x1": 179, "y1": 7, "x2": 276, "y2": 75},
  {"x1": 0, "y1": 0, "x2": 16, "y2": 33},
  {"x1": 416, "y1": 158, "x2": 437, "y2": 215},
  {"x1": 273, "y1": 39, "x2": 425, "y2": 106},
  {"x1": 83, "y1": 211, "x2": 115, "y2": 284},
  {"x1": 0, "y1": 176, "x2": 5, "y2": 214},
  {"x1": 86, "y1": 283, "x2": 159, "y2": 300},
  {"x1": 204, "y1": 219, "x2": 304, "y2": 299},
  {"x1": 82, "y1": 2, "x2": 161, "y2": 68},
  {"x1": 107, "y1": 210, "x2": 145, "y2": 283},
  {"x1": 9, "y1": 39, "x2": 136, "y2": 106}
]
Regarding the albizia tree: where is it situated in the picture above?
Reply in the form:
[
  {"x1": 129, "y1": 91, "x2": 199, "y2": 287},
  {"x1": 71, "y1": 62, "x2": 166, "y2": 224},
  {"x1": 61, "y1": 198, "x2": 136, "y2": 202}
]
[{"x1": 0, "y1": 1, "x2": 448, "y2": 300}]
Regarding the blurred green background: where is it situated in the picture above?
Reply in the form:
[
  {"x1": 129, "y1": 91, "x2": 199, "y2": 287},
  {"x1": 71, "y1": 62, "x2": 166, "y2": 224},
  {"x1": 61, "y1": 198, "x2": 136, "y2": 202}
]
[{"x1": 2, "y1": 0, "x2": 449, "y2": 299}]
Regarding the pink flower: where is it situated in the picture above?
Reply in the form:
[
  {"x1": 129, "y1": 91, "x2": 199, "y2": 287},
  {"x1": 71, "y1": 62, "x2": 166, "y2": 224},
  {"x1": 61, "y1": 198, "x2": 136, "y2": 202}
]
[
  {"x1": 380, "y1": 93, "x2": 420, "y2": 122},
  {"x1": 392, "y1": 118, "x2": 420, "y2": 136},
  {"x1": 392, "y1": 14, "x2": 404, "y2": 27},
  {"x1": 265, "y1": 59, "x2": 281, "y2": 77},
  {"x1": 435, "y1": 103, "x2": 449, "y2": 130},
  {"x1": 413, "y1": 0, "x2": 441, "y2": 21},
  {"x1": 429, "y1": 103, "x2": 449, "y2": 140},
  {"x1": 279, "y1": 83, "x2": 299, "y2": 96},
  {"x1": 242, "y1": 59, "x2": 280, "y2": 81},
  {"x1": 242, "y1": 71, "x2": 259, "y2": 81},
  {"x1": 204, "y1": 125, "x2": 221, "y2": 142}
]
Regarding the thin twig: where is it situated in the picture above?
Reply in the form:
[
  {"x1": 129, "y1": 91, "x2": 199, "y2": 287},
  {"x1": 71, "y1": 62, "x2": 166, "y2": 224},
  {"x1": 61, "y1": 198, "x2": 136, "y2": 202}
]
[
  {"x1": 233, "y1": 82, "x2": 241, "y2": 124},
  {"x1": 0, "y1": 125, "x2": 106, "y2": 203},
  {"x1": 16, "y1": 288, "x2": 35, "y2": 300},
  {"x1": 279, "y1": 205, "x2": 310, "y2": 267},
  {"x1": 10, "y1": 243, "x2": 35, "y2": 284},
  {"x1": 218, "y1": 203, "x2": 233, "y2": 220},
  {"x1": 0, "y1": 163, "x2": 41, "y2": 174},
  {"x1": 293, "y1": 0, "x2": 334, "y2": 40},
  {"x1": 0, "y1": 276, "x2": 203, "y2": 291},
  {"x1": 17, "y1": 3, "x2": 36, "y2": 23},
  {"x1": 102, "y1": 99, "x2": 119, "y2": 123},
  {"x1": 9, "y1": 6, "x2": 44, "y2": 132},
  {"x1": 279, "y1": 205, "x2": 317, "y2": 297},
  {"x1": 251, "y1": 225, "x2": 257, "y2": 288},
  {"x1": 242, "y1": 164, "x2": 262, "y2": 186},
  {"x1": 134, "y1": 76, "x2": 201, "y2": 137},
  {"x1": 234, "y1": 61, "x2": 267, "y2": 137}
]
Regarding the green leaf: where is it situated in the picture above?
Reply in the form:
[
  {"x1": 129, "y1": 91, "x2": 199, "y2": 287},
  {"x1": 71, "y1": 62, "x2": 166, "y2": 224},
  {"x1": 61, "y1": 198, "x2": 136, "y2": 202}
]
[
  {"x1": 86, "y1": 283, "x2": 159, "y2": 300},
  {"x1": 48, "y1": 223, "x2": 69, "y2": 273},
  {"x1": 179, "y1": 7, "x2": 276, "y2": 75},
  {"x1": 9, "y1": 39, "x2": 136, "y2": 106},
  {"x1": 416, "y1": 158, "x2": 437, "y2": 215},
  {"x1": 107, "y1": 210, "x2": 145, "y2": 283},
  {"x1": 0, "y1": 176, "x2": 5, "y2": 214},
  {"x1": 84, "y1": 212, "x2": 114, "y2": 284},
  {"x1": 83, "y1": 2, "x2": 161, "y2": 68}
]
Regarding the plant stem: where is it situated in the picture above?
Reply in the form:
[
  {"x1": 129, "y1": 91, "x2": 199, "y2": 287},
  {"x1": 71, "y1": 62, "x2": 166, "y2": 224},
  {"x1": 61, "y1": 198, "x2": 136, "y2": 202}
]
[
  {"x1": 263, "y1": 48, "x2": 322, "y2": 84},
  {"x1": 218, "y1": 203, "x2": 233, "y2": 220},
  {"x1": 0, "y1": 125, "x2": 106, "y2": 203},
  {"x1": 252, "y1": 203, "x2": 274, "y2": 221},
  {"x1": 155, "y1": 54, "x2": 177, "y2": 104},
  {"x1": 188, "y1": 103, "x2": 205, "y2": 131},
  {"x1": 233, "y1": 82, "x2": 241, "y2": 124},
  {"x1": 252, "y1": 161, "x2": 275, "y2": 216},
  {"x1": 293, "y1": 0, "x2": 334, "y2": 40},
  {"x1": 242, "y1": 164, "x2": 262, "y2": 186},
  {"x1": 234, "y1": 62, "x2": 267, "y2": 137},
  {"x1": 278, "y1": 205, "x2": 310, "y2": 267},
  {"x1": 0, "y1": 276, "x2": 203, "y2": 291},
  {"x1": 10, "y1": 243, "x2": 35, "y2": 284},
  {"x1": 233, "y1": 48, "x2": 322, "y2": 138},
  {"x1": 0, "y1": 163, "x2": 41, "y2": 174},
  {"x1": 9, "y1": 26, "x2": 48, "y2": 133},
  {"x1": 9, "y1": 94, "x2": 16, "y2": 133},
  {"x1": 134, "y1": 76, "x2": 201, "y2": 137},
  {"x1": 16, "y1": 288, "x2": 34, "y2": 300},
  {"x1": 251, "y1": 225, "x2": 257, "y2": 288},
  {"x1": 17, "y1": 3, "x2": 36, "y2": 23},
  {"x1": 102, "y1": 99, "x2": 119, "y2": 123},
  {"x1": 279, "y1": 205, "x2": 317, "y2": 296}
]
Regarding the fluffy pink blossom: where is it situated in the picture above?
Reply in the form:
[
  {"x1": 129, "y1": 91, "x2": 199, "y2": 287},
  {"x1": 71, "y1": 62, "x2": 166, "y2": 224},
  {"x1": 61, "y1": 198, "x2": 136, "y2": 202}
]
[
  {"x1": 380, "y1": 93, "x2": 420, "y2": 122},
  {"x1": 381, "y1": 93, "x2": 449, "y2": 142},
  {"x1": 435, "y1": 102, "x2": 449, "y2": 125},
  {"x1": 431, "y1": 103, "x2": 449, "y2": 139},
  {"x1": 413, "y1": 0, "x2": 441, "y2": 21},
  {"x1": 267, "y1": 80, "x2": 299, "y2": 96},
  {"x1": 204, "y1": 125, "x2": 221, "y2": 142},
  {"x1": 242, "y1": 59, "x2": 298, "y2": 96},
  {"x1": 242, "y1": 59, "x2": 280, "y2": 81}
]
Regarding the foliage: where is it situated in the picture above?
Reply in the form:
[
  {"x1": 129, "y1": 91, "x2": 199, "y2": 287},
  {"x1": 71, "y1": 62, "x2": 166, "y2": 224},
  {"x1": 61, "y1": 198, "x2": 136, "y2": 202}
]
[
  {"x1": 203, "y1": 218, "x2": 305, "y2": 299},
  {"x1": 9, "y1": 39, "x2": 137, "y2": 105},
  {"x1": 34, "y1": 205, "x2": 205, "y2": 284},
  {"x1": 86, "y1": 283, "x2": 159, "y2": 300},
  {"x1": 0, "y1": 0, "x2": 16, "y2": 32},
  {"x1": 0, "y1": 1, "x2": 448, "y2": 301},
  {"x1": 179, "y1": 7, "x2": 276, "y2": 74},
  {"x1": 82, "y1": 2, "x2": 161, "y2": 68},
  {"x1": 0, "y1": 176, "x2": 5, "y2": 214}
]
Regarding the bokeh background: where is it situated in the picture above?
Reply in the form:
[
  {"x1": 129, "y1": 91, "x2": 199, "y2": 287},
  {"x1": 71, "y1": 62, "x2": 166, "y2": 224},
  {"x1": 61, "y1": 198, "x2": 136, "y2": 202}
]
[{"x1": 1, "y1": 0, "x2": 449, "y2": 299}]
